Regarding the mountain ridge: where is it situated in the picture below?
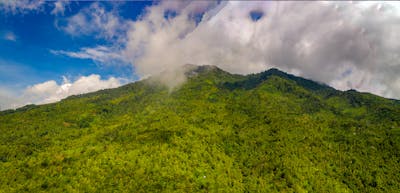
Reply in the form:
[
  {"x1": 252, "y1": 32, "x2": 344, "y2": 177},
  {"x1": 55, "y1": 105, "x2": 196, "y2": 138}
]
[
  {"x1": 2, "y1": 65, "x2": 397, "y2": 114},
  {"x1": 0, "y1": 65, "x2": 400, "y2": 192}
]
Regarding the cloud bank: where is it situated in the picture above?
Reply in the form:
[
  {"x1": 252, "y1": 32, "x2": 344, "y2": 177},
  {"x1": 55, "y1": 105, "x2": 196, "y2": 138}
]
[
  {"x1": 117, "y1": 1, "x2": 400, "y2": 98},
  {"x1": 58, "y1": 1, "x2": 400, "y2": 98},
  {"x1": 0, "y1": 75, "x2": 122, "y2": 110}
]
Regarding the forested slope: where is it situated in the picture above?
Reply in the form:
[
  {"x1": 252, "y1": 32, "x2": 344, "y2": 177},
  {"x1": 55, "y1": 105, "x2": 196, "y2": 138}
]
[{"x1": 1, "y1": 65, "x2": 399, "y2": 192}]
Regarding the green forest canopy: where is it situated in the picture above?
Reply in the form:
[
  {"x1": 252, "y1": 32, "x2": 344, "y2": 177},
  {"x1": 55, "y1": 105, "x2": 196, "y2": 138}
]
[{"x1": 1, "y1": 65, "x2": 399, "y2": 192}]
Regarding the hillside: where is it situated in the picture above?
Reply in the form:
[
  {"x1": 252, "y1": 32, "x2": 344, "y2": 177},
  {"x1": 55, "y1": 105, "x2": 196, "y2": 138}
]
[{"x1": 1, "y1": 65, "x2": 400, "y2": 192}]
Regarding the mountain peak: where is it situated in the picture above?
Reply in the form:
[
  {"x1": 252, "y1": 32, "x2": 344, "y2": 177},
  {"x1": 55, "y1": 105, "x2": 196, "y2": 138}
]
[
  {"x1": 184, "y1": 64, "x2": 221, "y2": 72},
  {"x1": 265, "y1": 67, "x2": 283, "y2": 73},
  {"x1": 222, "y1": 67, "x2": 333, "y2": 93},
  {"x1": 183, "y1": 64, "x2": 226, "y2": 77}
]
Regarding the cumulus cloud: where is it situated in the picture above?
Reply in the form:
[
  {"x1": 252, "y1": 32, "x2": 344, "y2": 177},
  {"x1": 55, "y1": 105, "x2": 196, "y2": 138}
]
[
  {"x1": 0, "y1": 86, "x2": 22, "y2": 111},
  {"x1": 117, "y1": 1, "x2": 400, "y2": 99},
  {"x1": 50, "y1": 1, "x2": 400, "y2": 99},
  {"x1": 0, "y1": 74, "x2": 122, "y2": 110}
]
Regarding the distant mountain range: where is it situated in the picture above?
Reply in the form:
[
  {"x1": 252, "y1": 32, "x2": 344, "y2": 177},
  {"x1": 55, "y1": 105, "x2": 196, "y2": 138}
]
[{"x1": 1, "y1": 65, "x2": 399, "y2": 192}]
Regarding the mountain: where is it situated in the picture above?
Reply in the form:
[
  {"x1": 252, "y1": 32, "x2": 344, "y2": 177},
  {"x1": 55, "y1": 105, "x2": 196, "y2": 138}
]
[{"x1": 1, "y1": 65, "x2": 399, "y2": 192}]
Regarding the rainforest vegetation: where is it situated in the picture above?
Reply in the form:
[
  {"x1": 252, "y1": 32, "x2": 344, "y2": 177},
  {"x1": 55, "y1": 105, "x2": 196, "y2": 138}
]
[{"x1": 1, "y1": 65, "x2": 399, "y2": 192}]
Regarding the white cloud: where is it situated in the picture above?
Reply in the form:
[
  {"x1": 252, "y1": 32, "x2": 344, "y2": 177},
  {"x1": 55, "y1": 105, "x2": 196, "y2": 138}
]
[
  {"x1": 48, "y1": 1, "x2": 400, "y2": 99},
  {"x1": 24, "y1": 74, "x2": 121, "y2": 104},
  {"x1": 52, "y1": 2, "x2": 132, "y2": 65},
  {"x1": 4, "y1": 31, "x2": 17, "y2": 41},
  {"x1": 0, "y1": 74, "x2": 122, "y2": 110},
  {"x1": 50, "y1": 46, "x2": 127, "y2": 65},
  {"x1": 0, "y1": 86, "x2": 22, "y2": 111},
  {"x1": 0, "y1": 0, "x2": 45, "y2": 14},
  {"x1": 51, "y1": 1, "x2": 70, "y2": 15},
  {"x1": 116, "y1": 1, "x2": 400, "y2": 99},
  {"x1": 58, "y1": 2, "x2": 129, "y2": 41},
  {"x1": 0, "y1": 0, "x2": 74, "y2": 15}
]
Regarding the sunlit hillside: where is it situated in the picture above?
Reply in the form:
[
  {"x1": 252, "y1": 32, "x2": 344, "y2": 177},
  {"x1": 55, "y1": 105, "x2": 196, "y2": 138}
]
[{"x1": 1, "y1": 66, "x2": 399, "y2": 192}]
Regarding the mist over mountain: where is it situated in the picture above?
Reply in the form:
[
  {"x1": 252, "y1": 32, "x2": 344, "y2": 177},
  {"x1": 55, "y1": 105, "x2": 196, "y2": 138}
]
[{"x1": 1, "y1": 66, "x2": 399, "y2": 192}]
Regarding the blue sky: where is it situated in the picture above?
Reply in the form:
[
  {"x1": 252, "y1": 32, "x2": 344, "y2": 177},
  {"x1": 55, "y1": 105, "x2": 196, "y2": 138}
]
[
  {"x1": 0, "y1": 1, "x2": 400, "y2": 109},
  {"x1": 0, "y1": 1, "x2": 151, "y2": 89}
]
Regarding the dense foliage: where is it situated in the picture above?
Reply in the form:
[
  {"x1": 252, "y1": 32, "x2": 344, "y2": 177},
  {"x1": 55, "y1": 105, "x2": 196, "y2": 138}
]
[{"x1": 1, "y1": 66, "x2": 399, "y2": 192}]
